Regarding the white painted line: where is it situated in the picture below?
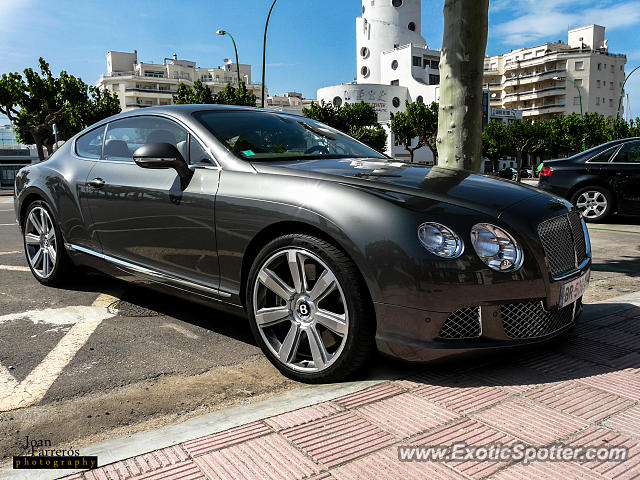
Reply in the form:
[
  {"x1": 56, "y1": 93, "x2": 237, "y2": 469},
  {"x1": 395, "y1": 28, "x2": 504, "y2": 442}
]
[
  {"x1": 92, "y1": 293, "x2": 119, "y2": 308},
  {"x1": 0, "y1": 209, "x2": 13, "y2": 212},
  {"x1": 0, "y1": 251, "x2": 20, "y2": 256},
  {"x1": 0, "y1": 306, "x2": 115, "y2": 412},
  {"x1": 0, "y1": 265, "x2": 29, "y2": 272},
  {"x1": 0, "y1": 223, "x2": 17, "y2": 226}
]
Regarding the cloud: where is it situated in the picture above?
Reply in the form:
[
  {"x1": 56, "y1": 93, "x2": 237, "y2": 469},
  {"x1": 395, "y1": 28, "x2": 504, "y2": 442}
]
[{"x1": 492, "y1": 1, "x2": 640, "y2": 45}]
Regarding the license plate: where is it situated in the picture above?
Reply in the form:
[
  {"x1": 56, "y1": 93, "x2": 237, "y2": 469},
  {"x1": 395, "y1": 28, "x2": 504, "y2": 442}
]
[{"x1": 559, "y1": 270, "x2": 590, "y2": 309}]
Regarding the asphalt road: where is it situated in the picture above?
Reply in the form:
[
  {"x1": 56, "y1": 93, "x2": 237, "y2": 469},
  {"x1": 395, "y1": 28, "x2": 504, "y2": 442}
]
[{"x1": 0, "y1": 193, "x2": 639, "y2": 464}]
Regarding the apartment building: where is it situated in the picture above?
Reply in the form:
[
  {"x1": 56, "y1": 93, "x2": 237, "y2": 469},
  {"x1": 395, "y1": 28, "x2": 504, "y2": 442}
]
[
  {"x1": 96, "y1": 50, "x2": 265, "y2": 111},
  {"x1": 266, "y1": 92, "x2": 316, "y2": 115},
  {"x1": 484, "y1": 25, "x2": 627, "y2": 120}
]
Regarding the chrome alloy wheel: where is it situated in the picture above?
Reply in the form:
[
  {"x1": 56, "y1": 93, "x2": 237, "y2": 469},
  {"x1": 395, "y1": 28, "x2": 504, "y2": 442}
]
[
  {"x1": 575, "y1": 190, "x2": 608, "y2": 219},
  {"x1": 24, "y1": 206, "x2": 57, "y2": 279},
  {"x1": 252, "y1": 248, "x2": 349, "y2": 373}
]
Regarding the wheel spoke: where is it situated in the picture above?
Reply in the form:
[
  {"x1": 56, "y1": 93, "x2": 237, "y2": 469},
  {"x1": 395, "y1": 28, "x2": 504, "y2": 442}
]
[
  {"x1": 307, "y1": 326, "x2": 328, "y2": 369},
  {"x1": 259, "y1": 268, "x2": 295, "y2": 301},
  {"x1": 287, "y1": 250, "x2": 304, "y2": 294},
  {"x1": 29, "y1": 211, "x2": 44, "y2": 234},
  {"x1": 315, "y1": 309, "x2": 348, "y2": 336},
  {"x1": 25, "y1": 233, "x2": 40, "y2": 245},
  {"x1": 255, "y1": 306, "x2": 291, "y2": 327},
  {"x1": 309, "y1": 269, "x2": 337, "y2": 302},
  {"x1": 46, "y1": 228, "x2": 55, "y2": 241},
  {"x1": 42, "y1": 250, "x2": 50, "y2": 276},
  {"x1": 30, "y1": 248, "x2": 42, "y2": 267},
  {"x1": 47, "y1": 245, "x2": 57, "y2": 264},
  {"x1": 279, "y1": 323, "x2": 301, "y2": 363},
  {"x1": 40, "y1": 208, "x2": 47, "y2": 234}
]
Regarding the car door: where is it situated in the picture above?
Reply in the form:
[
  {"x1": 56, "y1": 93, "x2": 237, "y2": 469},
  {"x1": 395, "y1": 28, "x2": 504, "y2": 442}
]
[
  {"x1": 609, "y1": 140, "x2": 640, "y2": 215},
  {"x1": 84, "y1": 114, "x2": 221, "y2": 290}
]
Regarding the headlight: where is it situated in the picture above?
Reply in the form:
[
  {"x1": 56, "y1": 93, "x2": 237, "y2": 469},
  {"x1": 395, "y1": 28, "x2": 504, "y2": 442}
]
[
  {"x1": 471, "y1": 223, "x2": 523, "y2": 271},
  {"x1": 417, "y1": 222, "x2": 464, "y2": 258}
]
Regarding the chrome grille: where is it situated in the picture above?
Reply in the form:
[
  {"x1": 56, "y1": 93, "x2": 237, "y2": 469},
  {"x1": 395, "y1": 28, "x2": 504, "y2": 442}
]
[
  {"x1": 438, "y1": 307, "x2": 481, "y2": 339},
  {"x1": 538, "y1": 212, "x2": 588, "y2": 277},
  {"x1": 501, "y1": 301, "x2": 575, "y2": 339}
]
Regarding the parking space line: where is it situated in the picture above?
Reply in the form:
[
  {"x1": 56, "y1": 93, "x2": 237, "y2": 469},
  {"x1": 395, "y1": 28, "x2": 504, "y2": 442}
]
[
  {"x1": 0, "y1": 265, "x2": 29, "y2": 272},
  {"x1": 589, "y1": 227, "x2": 640, "y2": 235},
  {"x1": 92, "y1": 293, "x2": 119, "y2": 308},
  {"x1": 0, "y1": 306, "x2": 115, "y2": 412},
  {"x1": 0, "y1": 223, "x2": 17, "y2": 226},
  {"x1": 0, "y1": 251, "x2": 20, "y2": 255}
]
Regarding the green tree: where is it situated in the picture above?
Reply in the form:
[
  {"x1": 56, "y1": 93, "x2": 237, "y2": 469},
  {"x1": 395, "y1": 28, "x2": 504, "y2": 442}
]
[
  {"x1": 0, "y1": 58, "x2": 120, "y2": 161},
  {"x1": 214, "y1": 81, "x2": 257, "y2": 106},
  {"x1": 504, "y1": 119, "x2": 546, "y2": 182},
  {"x1": 303, "y1": 101, "x2": 387, "y2": 153},
  {"x1": 481, "y1": 120, "x2": 507, "y2": 173},
  {"x1": 390, "y1": 101, "x2": 438, "y2": 163},
  {"x1": 172, "y1": 80, "x2": 215, "y2": 104}
]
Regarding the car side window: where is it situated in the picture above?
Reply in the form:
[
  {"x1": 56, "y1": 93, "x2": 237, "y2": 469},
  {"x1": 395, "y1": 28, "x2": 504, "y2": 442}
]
[
  {"x1": 103, "y1": 116, "x2": 188, "y2": 162},
  {"x1": 612, "y1": 141, "x2": 640, "y2": 164},
  {"x1": 189, "y1": 135, "x2": 215, "y2": 165},
  {"x1": 587, "y1": 146, "x2": 617, "y2": 163},
  {"x1": 75, "y1": 126, "x2": 105, "y2": 159}
]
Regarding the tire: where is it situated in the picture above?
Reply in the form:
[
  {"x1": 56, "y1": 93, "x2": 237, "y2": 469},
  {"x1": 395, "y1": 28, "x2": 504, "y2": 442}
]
[
  {"x1": 246, "y1": 234, "x2": 375, "y2": 383},
  {"x1": 571, "y1": 186, "x2": 613, "y2": 222},
  {"x1": 22, "y1": 200, "x2": 75, "y2": 286}
]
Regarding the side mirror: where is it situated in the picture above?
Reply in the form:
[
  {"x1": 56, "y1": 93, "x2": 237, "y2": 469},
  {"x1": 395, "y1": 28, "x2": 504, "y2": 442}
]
[{"x1": 133, "y1": 143, "x2": 192, "y2": 180}]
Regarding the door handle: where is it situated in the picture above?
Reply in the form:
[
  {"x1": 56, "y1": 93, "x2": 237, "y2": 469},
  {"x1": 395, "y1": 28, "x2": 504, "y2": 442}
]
[{"x1": 88, "y1": 178, "x2": 105, "y2": 189}]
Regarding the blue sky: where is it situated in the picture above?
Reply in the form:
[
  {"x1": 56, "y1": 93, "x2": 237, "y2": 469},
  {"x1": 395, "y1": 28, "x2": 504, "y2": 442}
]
[{"x1": 1, "y1": 0, "x2": 639, "y2": 120}]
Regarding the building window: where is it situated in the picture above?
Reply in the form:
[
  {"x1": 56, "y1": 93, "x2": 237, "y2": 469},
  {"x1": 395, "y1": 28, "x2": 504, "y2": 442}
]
[
  {"x1": 429, "y1": 74, "x2": 440, "y2": 84},
  {"x1": 621, "y1": 65, "x2": 624, "y2": 71},
  {"x1": 597, "y1": 80, "x2": 601, "y2": 88},
  {"x1": 611, "y1": 65, "x2": 614, "y2": 73},
  {"x1": 111, "y1": 83, "x2": 119, "y2": 91},
  {"x1": 412, "y1": 56, "x2": 421, "y2": 67},
  {"x1": 597, "y1": 63, "x2": 602, "y2": 71},
  {"x1": 391, "y1": 60, "x2": 398, "y2": 70},
  {"x1": 361, "y1": 66, "x2": 370, "y2": 77},
  {"x1": 333, "y1": 96, "x2": 342, "y2": 107},
  {"x1": 609, "y1": 98, "x2": 613, "y2": 107},
  {"x1": 392, "y1": 97, "x2": 401, "y2": 108},
  {"x1": 575, "y1": 61, "x2": 584, "y2": 71},
  {"x1": 574, "y1": 79, "x2": 583, "y2": 86},
  {"x1": 408, "y1": 22, "x2": 416, "y2": 31},
  {"x1": 360, "y1": 47, "x2": 369, "y2": 58},
  {"x1": 595, "y1": 97, "x2": 600, "y2": 105},
  {"x1": 430, "y1": 60, "x2": 439, "y2": 69},
  {"x1": 574, "y1": 97, "x2": 580, "y2": 105},
  {"x1": 610, "y1": 82, "x2": 614, "y2": 90},
  {"x1": 391, "y1": 80, "x2": 399, "y2": 86},
  {"x1": 416, "y1": 96, "x2": 423, "y2": 103},
  {"x1": 392, "y1": 0, "x2": 402, "y2": 6}
]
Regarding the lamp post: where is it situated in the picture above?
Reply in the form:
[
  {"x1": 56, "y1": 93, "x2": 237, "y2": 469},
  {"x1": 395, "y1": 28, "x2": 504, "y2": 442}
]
[
  {"x1": 216, "y1": 30, "x2": 242, "y2": 88},
  {"x1": 261, "y1": 0, "x2": 278, "y2": 108},
  {"x1": 617, "y1": 65, "x2": 639, "y2": 120},
  {"x1": 554, "y1": 75, "x2": 585, "y2": 150}
]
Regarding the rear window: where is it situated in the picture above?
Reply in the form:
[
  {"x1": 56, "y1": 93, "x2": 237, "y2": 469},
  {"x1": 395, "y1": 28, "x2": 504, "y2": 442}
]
[{"x1": 193, "y1": 110, "x2": 386, "y2": 161}]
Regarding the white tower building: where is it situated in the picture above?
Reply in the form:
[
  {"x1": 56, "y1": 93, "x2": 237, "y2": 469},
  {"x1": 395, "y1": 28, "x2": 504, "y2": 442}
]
[{"x1": 357, "y1": 0, "x2": 427, "y2": 84}]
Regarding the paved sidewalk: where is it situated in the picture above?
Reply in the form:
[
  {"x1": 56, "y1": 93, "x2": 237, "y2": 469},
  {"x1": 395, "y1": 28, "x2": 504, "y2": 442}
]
[{"x1": 27, "y1": 295, "x2": 640, "y2": 479}]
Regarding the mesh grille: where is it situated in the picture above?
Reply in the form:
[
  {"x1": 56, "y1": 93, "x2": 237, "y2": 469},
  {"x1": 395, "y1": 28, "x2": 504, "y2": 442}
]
[
  {"x1": 438, "y1": 307, "x2": 481, "y2": 339},
  {"x1": 538, "y1": 212, "x2": 588, "y2": 277},
  {"x1": 568, "y1": 212, "x2": 588, "y2": 265},
  {"x1": 501, "y1": 301, "x2": 575, "y2": 339}
]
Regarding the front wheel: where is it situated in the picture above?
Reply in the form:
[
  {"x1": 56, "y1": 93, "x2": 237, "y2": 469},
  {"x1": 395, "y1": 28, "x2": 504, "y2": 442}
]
[
  {"x1": 571, "y1": 187, "x2": 613, "y2": 222},
  {"x1": 246, "y1": 234, "x2": 375, "y2": 383}
]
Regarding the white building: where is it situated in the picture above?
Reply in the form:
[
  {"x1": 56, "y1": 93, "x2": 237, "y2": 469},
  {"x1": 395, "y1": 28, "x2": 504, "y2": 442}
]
[
  {"x1": 267, "y1": 92, "x2": 316, "y2": 115},
  {"x1": 96, "y1": 51, "x2": 266, "y2": 111},
  {"x1": 0, "y1": 125, "x2": 38, "y2": 188},
  {"x1": 484, "y1": 25, "x2": 627, "y2": 120},
  {"x1": 318, "y1": 0, "x2": 440, "y2": 163}
]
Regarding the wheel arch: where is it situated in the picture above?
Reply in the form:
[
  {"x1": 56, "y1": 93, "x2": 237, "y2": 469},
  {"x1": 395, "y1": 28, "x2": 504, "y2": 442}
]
[
  {"x1": 18, "y1": 188, "x2": 55, "y2": 230},
  {"x1": 568, "y1": 181, "x2": 617, "y2": 211},
  {"x1": 239, "y1": 220, "x2": 377, "y2": 315}
]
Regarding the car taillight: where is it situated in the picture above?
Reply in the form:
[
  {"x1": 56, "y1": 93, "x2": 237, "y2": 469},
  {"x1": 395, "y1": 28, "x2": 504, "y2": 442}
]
[{"x1": 539, "y1": 166, "x2": 554, "y2": 177}]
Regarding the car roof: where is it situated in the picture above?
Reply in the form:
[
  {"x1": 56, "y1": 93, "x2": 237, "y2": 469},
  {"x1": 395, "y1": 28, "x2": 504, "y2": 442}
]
[{"x1": 107, "y1": 104, "x2": 303, "y2": 122}]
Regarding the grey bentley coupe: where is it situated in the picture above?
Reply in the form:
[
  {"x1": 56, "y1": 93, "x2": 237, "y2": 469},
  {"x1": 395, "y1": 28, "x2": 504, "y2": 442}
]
[{"x1": 14, "y1": 105, "x2": 591, "y2": 382}]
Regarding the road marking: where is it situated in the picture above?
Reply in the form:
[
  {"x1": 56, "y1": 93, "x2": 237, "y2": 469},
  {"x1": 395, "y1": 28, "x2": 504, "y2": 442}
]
[
  {"x1": 0, "y1": 305, "x2": 115, "y2": 412},
  {"x1": 590, "y1": 227, "x2": 640, "y2": 235},
  {"x1": 0, "y1": 251, "x2": 20, "y2": 255},
  {"x1": 0, "y1": 223, "x2": 17, "y2": 226},
  {"x1": 0, "y1": 265, "x2": 29, "y2": 272},
  {"x1": 161, "y1": 323, "x2": 199, "y2": 339},
  {"x1": 92, "y1": 293, "x2": 119, "y2": 308},
  {"x1": 0, "y1": 209, "x2": 13, "y2": 212}
]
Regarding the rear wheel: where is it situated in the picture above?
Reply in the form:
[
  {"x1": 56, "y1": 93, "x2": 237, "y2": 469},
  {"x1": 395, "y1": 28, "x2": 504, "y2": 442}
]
[
  {"x1": 571, "y1": 187, "x2": 613, "y2": 222},
  {"x1": 23, "y1": 200, "x2": 74, "y2": 285},
  {"x1": 246, "y1": 234, "x2": 375, "y2": 383}
]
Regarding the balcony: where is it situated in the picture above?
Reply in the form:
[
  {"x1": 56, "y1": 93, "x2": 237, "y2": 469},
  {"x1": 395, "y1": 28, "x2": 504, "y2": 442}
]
[
  {"x1": 503, "y1": 68, "x2": 566, "y2": 86},
  {"x1": 125, "y1": 87, "x2": 176, "y2": 95},
  {"x1": 503, "y1": 86, "x2": 566, "y2": 104}
]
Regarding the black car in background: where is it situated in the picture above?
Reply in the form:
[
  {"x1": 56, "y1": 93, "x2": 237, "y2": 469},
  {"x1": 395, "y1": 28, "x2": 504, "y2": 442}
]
[{"x1": 538, "y1": 138, "x2": 640, "y2": 222}]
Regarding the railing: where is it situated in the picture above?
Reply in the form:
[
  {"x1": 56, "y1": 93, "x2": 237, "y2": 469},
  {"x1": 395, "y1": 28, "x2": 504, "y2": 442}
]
[
  {"x1": 504, "y1": 69, "x2": 567, "y2": 85},
  {"x1": 125, "y1": 87, "x2": 176, "y2": 94},
  {"x1": 521, "y1": 103, "x2": 566, "y2": 111},
  {"x1": 503, "y1": 85, "x2": 566, "y2": 99}
]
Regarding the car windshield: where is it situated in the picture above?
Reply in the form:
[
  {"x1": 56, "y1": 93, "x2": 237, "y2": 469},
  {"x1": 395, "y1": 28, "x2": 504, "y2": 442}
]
[{"x1": 193, "y1": 110, "x2": 387, "y2": 161}]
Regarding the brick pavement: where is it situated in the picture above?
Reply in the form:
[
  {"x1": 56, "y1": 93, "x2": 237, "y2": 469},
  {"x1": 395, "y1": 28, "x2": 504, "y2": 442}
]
[{"x1": 61, "y1": 305, "x2": 640, "y2": 480}]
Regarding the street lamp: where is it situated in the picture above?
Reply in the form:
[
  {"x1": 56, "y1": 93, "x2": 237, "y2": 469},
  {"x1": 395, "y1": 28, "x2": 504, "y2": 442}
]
[
  {"x1": 261, "y1": 0, "x2": 278, "y2": 108},
  {"x1": 216, "y1": 29, "x2": 242, "y2": 88},
  {"x1": 554, "y1": 76, "x2": 585, "y2": 150},
  {"x1": 617, "y1": 65, "x2": 639, "y2": 120}
]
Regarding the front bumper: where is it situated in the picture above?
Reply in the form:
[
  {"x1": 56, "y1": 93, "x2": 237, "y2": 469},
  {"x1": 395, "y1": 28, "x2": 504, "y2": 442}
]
[{"x1": 374, "y1": 295, "x2": 584, "y2": 362}]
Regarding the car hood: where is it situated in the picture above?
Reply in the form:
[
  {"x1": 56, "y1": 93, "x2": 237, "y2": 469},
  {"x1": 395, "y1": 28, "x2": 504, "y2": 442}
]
[{"x1": 251, "y1": 158, "x2": 543, "y2": 216}]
